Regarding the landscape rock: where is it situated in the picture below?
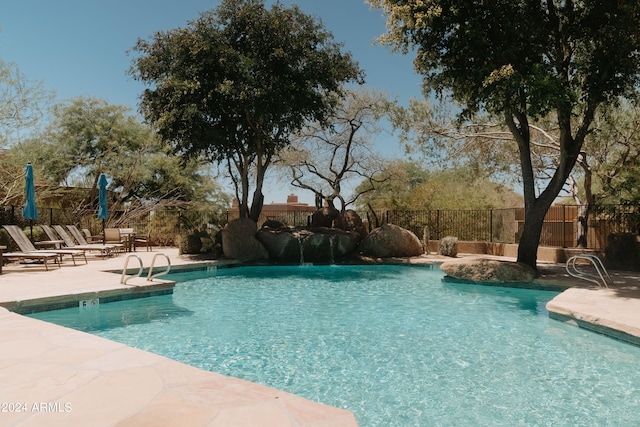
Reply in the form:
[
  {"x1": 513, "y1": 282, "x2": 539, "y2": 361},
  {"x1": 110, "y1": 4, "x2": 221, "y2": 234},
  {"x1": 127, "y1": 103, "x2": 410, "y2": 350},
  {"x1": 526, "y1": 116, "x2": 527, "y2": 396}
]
[
  {"x1": 221, "y1": 218, "x2": 269, "y2": 261},
  {"x1": 256, "y1": 227, "x2": 309, "y2": 262},
  {"x1": 440, "y1": 257, "x2": 536, "y2": 283},
  {"x1": 311, "y1": 207, "x2": 340, "y2": 228},
  {"x1": 334, "y1": 209, "x2": 368, "y2": 239},
  {"x1": 358, "y1": 224, "x2": 424, "y2": 258},
  {"x1": 257, "y1": 226, "x2": 359, "y2": 263}
]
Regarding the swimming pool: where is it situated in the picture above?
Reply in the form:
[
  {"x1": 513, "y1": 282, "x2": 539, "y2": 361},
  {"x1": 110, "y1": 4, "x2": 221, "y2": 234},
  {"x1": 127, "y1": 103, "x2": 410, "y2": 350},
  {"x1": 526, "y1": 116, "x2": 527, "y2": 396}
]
[{"x1": 30, "y1": 265, "x2": 640, "y2": 426}]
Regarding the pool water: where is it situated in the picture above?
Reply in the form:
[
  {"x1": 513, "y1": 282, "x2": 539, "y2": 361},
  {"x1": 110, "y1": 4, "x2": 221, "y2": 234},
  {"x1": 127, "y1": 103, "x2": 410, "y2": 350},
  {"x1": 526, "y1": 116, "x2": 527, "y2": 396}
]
[{"x1": 30, "y1": 265, "x2": 640, "y2": 426}]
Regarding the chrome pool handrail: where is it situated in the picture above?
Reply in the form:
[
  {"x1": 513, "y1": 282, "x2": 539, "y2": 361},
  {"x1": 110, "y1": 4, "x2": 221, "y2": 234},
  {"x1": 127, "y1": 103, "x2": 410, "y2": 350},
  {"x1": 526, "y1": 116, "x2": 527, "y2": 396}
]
[
  {"x1": 565, "y1": 254, "x2": 613, "y2": 288},
  {"x1": 120, "y1": 254, "x2": 144, "y2": 285},
  {"x1": 147, "y1": 253, "x2": 171, "y2": 281}
]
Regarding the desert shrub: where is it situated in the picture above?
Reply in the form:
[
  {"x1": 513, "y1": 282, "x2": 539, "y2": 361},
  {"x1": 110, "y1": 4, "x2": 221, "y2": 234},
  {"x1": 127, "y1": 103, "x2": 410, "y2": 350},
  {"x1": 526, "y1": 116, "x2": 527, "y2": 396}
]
[{"x1": 438, "y1": 236, "x2": 458, "y2": 257}]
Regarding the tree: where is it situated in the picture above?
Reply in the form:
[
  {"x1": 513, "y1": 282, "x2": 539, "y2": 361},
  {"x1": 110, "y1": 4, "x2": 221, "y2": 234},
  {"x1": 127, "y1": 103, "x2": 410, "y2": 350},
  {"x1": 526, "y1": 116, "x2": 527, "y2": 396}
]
[
  {"x1": 368, "y1": 0, "x2": 640, "y2": 269},
  {"x1": 130, "y1": 0, "x2": 362, "y2": 222},
  {"x1": 22, "y1": 97, "x2": 227, "y2": 217},
  {"x1": 0, "y1": 60, "x2": 53, "y2": 203},
  {"x1": 356, "y1": 160, "x2": 522, "y2": 211},
  {"x1": 279, "y1": 89, "x2": 387, "y2": 211},
  {"x1": 586, "y1": 100, "x2": 640, "y2": 205},
  {"x1": 0, "y1": 60, "x2": 53, "y2": 146},
  {"x1": 387, "y1": 99, "x2": 599, "y2": 247}
]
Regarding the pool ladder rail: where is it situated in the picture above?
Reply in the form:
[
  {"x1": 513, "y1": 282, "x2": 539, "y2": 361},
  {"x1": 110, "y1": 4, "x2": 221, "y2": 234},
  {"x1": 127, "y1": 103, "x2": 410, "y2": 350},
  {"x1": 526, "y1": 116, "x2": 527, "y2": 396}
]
[
  {"x1": 120, "y1": 253, "x2": 171, "y2": 285},
  {"x1": 565, "y1": 254, "x2": 613, "y2": 288}
]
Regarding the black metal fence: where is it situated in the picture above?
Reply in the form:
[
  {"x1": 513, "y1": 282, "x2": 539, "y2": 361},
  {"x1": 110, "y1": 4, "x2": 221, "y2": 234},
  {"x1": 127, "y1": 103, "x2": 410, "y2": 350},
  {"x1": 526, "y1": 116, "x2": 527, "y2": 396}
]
[
  {"x1": 1, "y1": 204, "x2": 639, "y2": 250},
  {"x1": 376, "y1": 205, "x2": 640, "y2": 249}
]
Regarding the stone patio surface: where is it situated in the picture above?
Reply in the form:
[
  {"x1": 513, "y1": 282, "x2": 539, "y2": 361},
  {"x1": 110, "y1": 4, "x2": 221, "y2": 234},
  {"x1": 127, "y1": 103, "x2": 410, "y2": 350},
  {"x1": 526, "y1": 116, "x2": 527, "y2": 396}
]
[{"x1": 1, "y1": 249, "x2": 639, "y2": 426}]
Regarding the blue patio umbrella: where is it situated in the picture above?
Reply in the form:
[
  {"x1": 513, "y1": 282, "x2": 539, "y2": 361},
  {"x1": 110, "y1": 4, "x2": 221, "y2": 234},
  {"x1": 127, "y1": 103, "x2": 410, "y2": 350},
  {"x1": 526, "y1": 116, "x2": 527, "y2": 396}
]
[
  {"x1": 97, "y1": 173, "x2": 109, "y2": 241},
  {"x1": 23, "y1": 163, "x2": 39, "y2": 239}
]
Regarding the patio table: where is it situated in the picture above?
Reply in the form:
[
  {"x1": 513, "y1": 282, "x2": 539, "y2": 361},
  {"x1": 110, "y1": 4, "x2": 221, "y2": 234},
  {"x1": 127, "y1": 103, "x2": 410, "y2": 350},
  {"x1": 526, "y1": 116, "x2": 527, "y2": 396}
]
[{"x1": 119, "y1": 229, "x2": 136, "y2": 252}]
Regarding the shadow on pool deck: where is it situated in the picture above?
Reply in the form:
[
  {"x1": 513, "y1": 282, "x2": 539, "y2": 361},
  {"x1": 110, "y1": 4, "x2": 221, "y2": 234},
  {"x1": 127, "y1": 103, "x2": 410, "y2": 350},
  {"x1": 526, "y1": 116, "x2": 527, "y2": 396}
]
[{"x1": 1, "y1": 249, "x2": 639, "y2": 425}]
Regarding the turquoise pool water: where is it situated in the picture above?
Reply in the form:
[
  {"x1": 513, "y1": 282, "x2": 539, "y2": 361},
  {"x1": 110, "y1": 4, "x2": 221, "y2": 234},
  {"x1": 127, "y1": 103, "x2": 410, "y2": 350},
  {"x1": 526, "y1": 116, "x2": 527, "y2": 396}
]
[{"x1": 30, "y1": 265, "x2": 640, "y2": 426}]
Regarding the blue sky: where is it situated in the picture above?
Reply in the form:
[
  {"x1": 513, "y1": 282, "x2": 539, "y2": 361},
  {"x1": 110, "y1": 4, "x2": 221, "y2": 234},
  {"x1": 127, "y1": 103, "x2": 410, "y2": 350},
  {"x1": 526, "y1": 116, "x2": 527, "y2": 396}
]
[{"x1": 0, "y1": 0, "x2": 424, "y2": 205}]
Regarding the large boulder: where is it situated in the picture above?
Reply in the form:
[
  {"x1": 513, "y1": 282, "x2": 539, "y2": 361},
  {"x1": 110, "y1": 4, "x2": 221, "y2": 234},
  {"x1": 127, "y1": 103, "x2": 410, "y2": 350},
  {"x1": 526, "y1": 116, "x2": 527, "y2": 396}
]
[
  {"x1": 358, "y1": 224, "x2": 424, "y2": 258},
  {"x1": 221, "y1": 218, "x2": 269, "y2": 261},
  {"x1": 311, "y1": 207, "x2": 340, "y2": 228},
  {"x1": 256, "y1": 227, "x2": 359, "y2": 263},
  {"x1": 440, "y1": 258, "x2": 536, "y2": 283},
  {"x1": 257, "y1": 227, "x2": 310, "y2": 262},
  {"x1": 334, "y1": 209, "x2": 367, "y2": 239},
  {"x1": 302, "y1": 228, "x2": 360, "y2": 263}
]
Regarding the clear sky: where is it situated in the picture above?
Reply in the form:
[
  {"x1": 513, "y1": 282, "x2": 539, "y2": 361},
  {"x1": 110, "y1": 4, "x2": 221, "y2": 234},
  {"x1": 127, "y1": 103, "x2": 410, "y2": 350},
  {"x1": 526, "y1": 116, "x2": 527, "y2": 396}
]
[{"x1": 0, "y1": 0, "x2": 424, "y2": 205}]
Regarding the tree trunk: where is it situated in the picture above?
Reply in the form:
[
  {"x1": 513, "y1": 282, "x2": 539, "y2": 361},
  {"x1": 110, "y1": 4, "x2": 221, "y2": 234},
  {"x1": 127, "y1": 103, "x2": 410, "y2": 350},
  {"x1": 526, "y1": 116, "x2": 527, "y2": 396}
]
[
  {"x1": 575, "y1": 153, "x2": 593, "y2": 248},
  {"x1": 517, "y1": 202, "x2": 548, "y2": 270},
  {"x1": 249, "y1": 190, "x2": 264, "y2": 223}
]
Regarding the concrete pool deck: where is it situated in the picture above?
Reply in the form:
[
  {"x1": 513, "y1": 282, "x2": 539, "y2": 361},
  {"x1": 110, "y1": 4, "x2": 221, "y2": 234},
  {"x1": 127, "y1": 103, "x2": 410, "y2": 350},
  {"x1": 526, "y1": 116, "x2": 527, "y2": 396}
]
[{"x1": 0, "y1": 250, "x2": 639, "y2": 426}]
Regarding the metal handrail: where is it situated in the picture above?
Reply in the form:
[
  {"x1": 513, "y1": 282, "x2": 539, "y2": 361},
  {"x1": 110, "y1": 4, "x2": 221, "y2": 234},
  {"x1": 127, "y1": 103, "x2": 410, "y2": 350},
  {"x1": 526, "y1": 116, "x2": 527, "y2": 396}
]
[
  {"x1": 147, "y1": 253, "x2": 171, "y2": 281},
  {"x1": 565, "y1": 254, "x2": 613, "y2": 288},
  {"x1": 120, "y1": 254, "x2": 144, "y2": 285}
]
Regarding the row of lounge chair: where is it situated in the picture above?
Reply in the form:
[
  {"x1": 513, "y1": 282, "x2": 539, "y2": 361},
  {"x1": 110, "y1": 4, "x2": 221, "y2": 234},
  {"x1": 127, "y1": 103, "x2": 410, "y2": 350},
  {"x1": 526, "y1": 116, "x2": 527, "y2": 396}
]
[{"x1": 1, "y1": 224, "x2": 126, "y2": 271}]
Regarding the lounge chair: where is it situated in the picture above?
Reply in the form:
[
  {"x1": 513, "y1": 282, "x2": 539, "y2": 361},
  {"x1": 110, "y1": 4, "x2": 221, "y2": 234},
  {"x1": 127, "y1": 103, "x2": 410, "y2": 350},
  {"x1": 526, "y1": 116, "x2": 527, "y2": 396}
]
[
  {"x1": 1, "y1": 249, "x2": 59, "y2": 271},
  {"x1": 2, "y1": 225, "x2": 86, "y2": 266},
  {"x1": 67, "y1": 225, "x2": 124, "y2": 253},
  {"x1": 50, "y1": 225, "x2": 116, "y2": 257},
  {"x1": 81, "y1": 228, "x2": 102, "y2": 243}
]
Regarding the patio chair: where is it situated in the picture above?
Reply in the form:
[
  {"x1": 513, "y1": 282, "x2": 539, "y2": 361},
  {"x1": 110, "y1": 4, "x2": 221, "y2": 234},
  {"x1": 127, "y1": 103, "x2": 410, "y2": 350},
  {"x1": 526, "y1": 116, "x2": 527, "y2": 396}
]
[
  {"x1": 67, "y1": 225, "x2": 124, "y2": 253},
  {"x1": 135, "y1": 229, "x2": 153, "y2": 252},
  {"x1": 2, "y1": 225, "x2": 86, "y2": 266},
  {"x1": 50, "y1": 225, "x2": 116, "y2": 257},
  {"x1": 103, "y1": 228, "x2": 126, "y2": 253}
]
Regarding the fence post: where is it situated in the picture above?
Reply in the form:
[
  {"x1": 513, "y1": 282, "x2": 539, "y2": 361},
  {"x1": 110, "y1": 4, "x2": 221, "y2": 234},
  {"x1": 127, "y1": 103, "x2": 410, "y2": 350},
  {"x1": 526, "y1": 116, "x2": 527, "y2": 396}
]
[
  {"x1": 490, "y1": 209, "x2": 493, "y2": 243},
  {"x1": 562, "y1": 205, "x2": 566, "y2": 248}
]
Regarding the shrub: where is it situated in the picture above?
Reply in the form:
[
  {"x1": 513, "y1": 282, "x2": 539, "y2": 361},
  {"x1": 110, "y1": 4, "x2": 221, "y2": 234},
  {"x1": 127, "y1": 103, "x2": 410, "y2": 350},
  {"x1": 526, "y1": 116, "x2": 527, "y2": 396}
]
[{"x1": 439, "y1": 236, "x2": 458, "y2": 257}]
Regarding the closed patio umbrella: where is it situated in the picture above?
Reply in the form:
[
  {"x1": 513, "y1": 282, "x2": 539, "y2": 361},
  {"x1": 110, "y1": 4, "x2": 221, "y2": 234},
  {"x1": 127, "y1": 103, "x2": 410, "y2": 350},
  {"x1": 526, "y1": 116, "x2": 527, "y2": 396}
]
[
  {"x1": 97, "y1": 173, "x2": 109, "y2": 241},
  {"x1": 22, "y1": 163, "x2": 38, "y2": 239}
]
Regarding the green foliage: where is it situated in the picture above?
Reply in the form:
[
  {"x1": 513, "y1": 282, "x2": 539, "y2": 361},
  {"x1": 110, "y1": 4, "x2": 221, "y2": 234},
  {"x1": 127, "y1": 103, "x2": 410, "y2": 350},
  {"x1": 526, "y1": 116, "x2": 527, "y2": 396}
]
[
  {"x1": 370, "y1": 1, "x2": 640, "y2": 120},
  {"x1": 130, "y1": 0, "x2": 362, "y2": 220},
  {"x1": 356, "y1": 160, "x2": 522, "y2": 211},
  {"x1": 369, "y1": 0, "x2": 640, "y2": 267},
  {"x1": 585, "y1": 100, "x2": 640, "y2": 205},
  {"x1": 0, "y1": 60, "x2": 53, "y2": 148},
  {"x1": 19, "y1": 96, "x2": 229, "y2": 215}
]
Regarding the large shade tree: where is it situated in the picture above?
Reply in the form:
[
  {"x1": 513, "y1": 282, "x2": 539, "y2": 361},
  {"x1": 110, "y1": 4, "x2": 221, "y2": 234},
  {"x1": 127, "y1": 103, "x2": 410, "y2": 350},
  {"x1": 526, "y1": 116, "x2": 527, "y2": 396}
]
[
  {"x1": 130, "y1": 0, "x2": 362, "y2": 222},
  {"x1": 368, "y1": 0, "x2": 640, "y2": 269}
]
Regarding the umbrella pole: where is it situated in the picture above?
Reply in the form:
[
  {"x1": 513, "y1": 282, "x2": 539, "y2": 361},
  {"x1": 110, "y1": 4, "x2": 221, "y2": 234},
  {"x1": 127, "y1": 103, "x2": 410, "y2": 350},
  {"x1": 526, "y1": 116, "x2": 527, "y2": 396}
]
[
  {"x1": 102, "y1": 219, "x2": 106, "y2": 244},
  {"x1": 29, "y1": 220, "x2": 33, "y2": 240}
]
